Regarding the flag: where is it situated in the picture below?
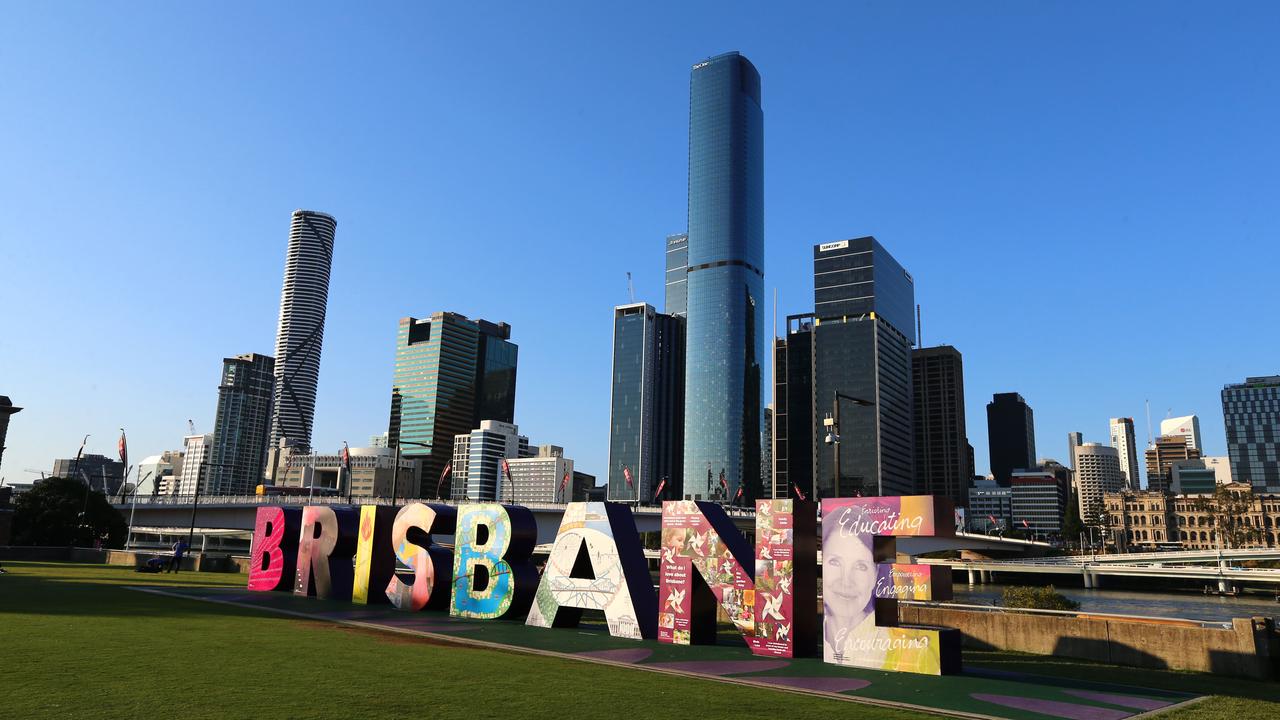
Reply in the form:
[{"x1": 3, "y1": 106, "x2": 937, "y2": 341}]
[
  {"x1": 653, "y1": 477, "x2": 666, "y2": 501},
  {"x1": 988, "y1": 515, "x2": 998, "y2": 526},
  {"x1": 623, "y1": 466, "x2": 634, "y2": 488},
  {"x1": 559, "y1": 470, "x2": 571, "y2": 493},
  {"x1": 435, "y1": 461, "x2": 452, "y2": 497},
  {"x1": 1022, "y1": 519, "x2": 1030, "y2": 529},
  {"x1": 718, "y1": 469, "x2": 727, "y2": 489},
  {"x1": 793, "y1": 484, "x2": 806, "y2": 501},
  {"x1": 118, "y1": 429, "x2": 128, "y2": 469},
  {"x1": 341, "y1": 442, "x2": 351, "y2": 472},
  {"x1": 501, "y1": 459, "x2": 512, "y2": 479},
  {"x1": 734, "y1": 486, "x2": 743, "y2": 500}
]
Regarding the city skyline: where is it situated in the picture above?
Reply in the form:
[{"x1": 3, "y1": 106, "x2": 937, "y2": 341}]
[{"x1": 3, "y1": 5, "x2": 1278, "y2": 487}]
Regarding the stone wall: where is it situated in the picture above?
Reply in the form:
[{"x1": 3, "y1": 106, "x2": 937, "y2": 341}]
[{"x1": 901, "y1": 603, "x2": 1278, "y2": 680}]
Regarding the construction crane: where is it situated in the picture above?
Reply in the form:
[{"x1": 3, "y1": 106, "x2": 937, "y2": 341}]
[
  {"x1": 23, "y1": 468, "x2": 47, "y2": 479},
  {"x1": 626, "y1": 272, "x2": 635, "y2": 303}
]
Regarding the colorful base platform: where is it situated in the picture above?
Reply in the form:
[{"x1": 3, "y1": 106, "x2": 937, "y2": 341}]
[{"x1": 130, "y1": 586, "x2": 1200, "y2": 720}]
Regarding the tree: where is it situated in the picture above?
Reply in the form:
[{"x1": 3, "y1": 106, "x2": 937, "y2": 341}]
[
  {"x1": 1001, "y1": 585, "x2": 1081, "y2": 611},
  {"x1": 1195, "y1": 485, "x2": 1261, "y2": 549},
  {"x1": 1061, "y1": 496, "x2": 1085, "y2": 547},
  {"x1": 11, "y1": 476, "x2": 127, "y2": 548}
]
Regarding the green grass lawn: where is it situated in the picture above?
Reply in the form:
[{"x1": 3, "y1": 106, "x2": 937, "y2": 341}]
[{"x1": 1, "y1": 561, "x2": 1276, "y2": 719}]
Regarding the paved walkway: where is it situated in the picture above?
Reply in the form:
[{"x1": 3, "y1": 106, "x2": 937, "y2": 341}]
[{"x1": 131, "y1": 586, "x2": 1199, "y2": 720}]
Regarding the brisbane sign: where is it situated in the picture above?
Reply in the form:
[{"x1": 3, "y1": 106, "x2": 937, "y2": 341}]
[{"x1": 249, "y1": 496, "x2": 961, "y2": 675}]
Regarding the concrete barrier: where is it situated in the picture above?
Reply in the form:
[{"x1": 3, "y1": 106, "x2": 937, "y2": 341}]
[{"x1": 901, "y1": 603, "x2": 1278, "y2": 680}]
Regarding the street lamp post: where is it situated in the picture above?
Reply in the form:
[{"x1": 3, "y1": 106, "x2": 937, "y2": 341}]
[
  {"x1": 390, "y1": 440, "x2": 432, "y2": 503},
  {"x1": 823, "y1": 391, "x2": 874, "y2": 499}
]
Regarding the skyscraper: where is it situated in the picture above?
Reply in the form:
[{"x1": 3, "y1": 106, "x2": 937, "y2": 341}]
[
  {"x1": 682, "y1": 51, "x2": 764, "y2": 502},
  {"x1": 270, "y1": 209, "x2": 336, "y2": 453},
  {"x1": 1145, "y1": 435, "x2": 1201, "y2": 494},
  {"x1": 208, "y1": 353, "x2": 276, "y2": 495},
  {"x1": 387, "y1": 312, "x2": 517, "y2": 498},
  {"x1": 607, "y1": 303, "x2": 684, "y2": 502},
  {"x1": 811, "y1": 238, "x2": 915, "y2": 498},
  {"x1": 1222, "y1": 377, "x2": 1279, "y2": 492},
  {"x1": 1108, "y1": 417, "x2": 1141, "y2": 491},
  {"x1": 665, "y1": 233, "x2": 688, "y2": 317},
  {"x1": 1073, "y1": 442, "x2": 1123, "y2": 523},
  {"x1": 772, "y1": 314, "x2": 814, "y2": 500},
  {"x1": 1160, "y1": 414, "x2": 1203, "y2": 453},
  {"x1": 987, "y1": 393, "x2": 1036, "y2": 486},
  {"x1": 0, "y1": 395, "x2": 20, "y2": 474},
  {"x1": 1066, "y1": 431, "x2": 1083, "y2": 469},
  {"x1": 912, "y1": 345, "x2": 968, "y2": 508},
  {"x1": 450, "y1": 420, "x2": 529, "y2": 502}
]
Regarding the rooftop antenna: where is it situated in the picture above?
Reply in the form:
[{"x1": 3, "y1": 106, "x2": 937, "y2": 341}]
[
  {"x1": 916, "y1": 304, "x2": 922, "y2": 348},
  {"x1": 1144, "y1": 400, "x2": 1153, "y2": 446},
  {"x1": 626, "y1": 272, "x2": 635, "y2": 303}
]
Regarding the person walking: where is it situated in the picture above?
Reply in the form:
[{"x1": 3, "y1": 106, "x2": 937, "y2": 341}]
[{"x1": 167, "y1": 540, "x2": 189, "y2": 574}]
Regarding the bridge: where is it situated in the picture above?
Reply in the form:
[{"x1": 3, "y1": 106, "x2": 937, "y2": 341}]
[
  {"x1": 922, "y1": 550, "x2": 1280, "y2": 591},
  {"x1": 112, "y1": 494, "x2": 1048, "y2": 555}
]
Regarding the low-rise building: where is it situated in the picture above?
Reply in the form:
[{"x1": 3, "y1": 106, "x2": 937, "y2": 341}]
[
  {"x1": 1105, "y1": 482, "x2": 1280, "y2": 550},
  {"x1": 506, "y1": 445, "x2": 575, "y2": 504},
  {"x1": 1010, "y1": 468, "x2": 1067, "y2": 537},
  {"x1": 277, "y1": 447, "x2": 420, "y2": 499},
  {"x1": 968, "y1": 478, "x2": 1012, "y2": 533}
]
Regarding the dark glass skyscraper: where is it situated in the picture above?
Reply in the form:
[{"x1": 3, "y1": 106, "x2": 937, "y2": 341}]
[
  {"x1": 683, "y1": 51, "x2": 765, "y2": 502},
  {"x1": 987, "y1": 392, "x2": 1036, "y2": 486},
  {"x1": 811, "y1": 237, "x2": 916, "y2": 498},
  {"x1": 608, "y1": 303, "x2": 685, "y2": 502},
  {"x1": 209, "y1": 353, "x2": 276, "y2": 495},
  {"x1": 773, "y1": 314, "x2": 814, "y2": 499},
  {"x1": 387, "y1": 312, "x2": 517, "y2": 497},
  {"x1": 912, "y1": 345, "x2": 968, "y2": 507}
]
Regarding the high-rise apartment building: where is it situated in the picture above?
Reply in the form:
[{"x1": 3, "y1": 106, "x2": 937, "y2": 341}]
[
  {"x1": 772, "y1": 314, "x2": 814, "y2": 500},
  {"x1": 1108, "y1": 417, "x2": 1141, "y2": 491},
  {"x1": 0, "y1": 395, "x2": 20, "y2": 474},
  {"x1": 987, "y1": 393, "x2": 1036, "y2": 486},
  {"x1": 665, "y1": 233, "x2": 688, "y2": 317},
  {"x1": 1145, "y1": 435, "x2": 1201, "y2": 494},
  {"x1": 1221, "y1": 376, "x2": 1280, "y2": 493},
  {"x1": 52, "y1": 454, "x2": 125, "y2": 495},
  {"x1": 1073, "y1": 442, "x2": 1123, "y2": 522},
  {"x1": 450, "y1": 420, "x2": 530, "y2": 502},
  {"x1": 387, "y1": 312, "x2": 517, "y2": 498},
  {"x1": 1160, "y1": 414, "x2": 1203, "y2": 453},
  {"x1": 269, "y1": 210, "x2": 336, "y2": 453},
  {"x1": 1010, "y1": 468, "x2": 1067, "y2": 536},
  {"x1": 208, "y1": 353, "x2": 275, "y2": 495},
  {"x1": 176, "y1": 433, "x2": 213, "y2": 495},
  {"x1": 607, "y1": 303, "x2": 684, "y2": 502},
  {"x1": 811, "y1": 238, "x2": 915, "y2": 498},
  {"x1": 1066, "y1": 432, "x2": 1083, "y2": 469},
  {"x1": 683, "y1": 51, "x2": 765, "y2": 502},
  {"x1": 912, "y1": 345, "x2": 968, "y2": 507}
]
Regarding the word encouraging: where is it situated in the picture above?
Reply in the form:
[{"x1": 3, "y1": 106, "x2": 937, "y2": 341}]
[{"x1": 248, "y1": 497, "x2": 960, "y2": 675}]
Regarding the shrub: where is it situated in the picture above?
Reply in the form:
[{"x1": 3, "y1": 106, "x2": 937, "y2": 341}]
[{"x1": 999, "y1": 585, "x2": 1081, "y2": 611}]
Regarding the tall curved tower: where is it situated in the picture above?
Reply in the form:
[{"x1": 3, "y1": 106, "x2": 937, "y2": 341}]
[
  {"x1": 682, "y1": 52, "x2": 764, "y2": 501},
  {"x1": 270, "y1": 209, "x2": 336, "y2": 453}
]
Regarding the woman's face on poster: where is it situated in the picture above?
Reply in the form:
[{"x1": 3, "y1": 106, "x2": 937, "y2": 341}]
[{"x1": 823, "y1": 526, "x2": 875, "y2": 615}]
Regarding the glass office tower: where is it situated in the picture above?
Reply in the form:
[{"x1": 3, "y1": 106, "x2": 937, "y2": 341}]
[
  {"x1": 665, "y1": 233, "x2": 689, "y2": 317},
  {"x1": 811, "y1": 237, "x2": 916, "y2": 498},
  {"x1": 208, "y1": 352, "x2": 276, "y2": 495},
  {"x1": 388, "y1": 312, "x2": 517, "y2": 497},
  {"x1": 683, "y1": 51, "x2": 765, "y2": 502}
]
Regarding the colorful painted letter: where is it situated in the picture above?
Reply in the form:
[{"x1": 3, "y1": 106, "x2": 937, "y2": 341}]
[
  {"x1": 385, "y1": 502, "x2": 457, "y2": 611},
  {"x1": 294, "y1": 505, "x2": 358, "y2": 602},
  {"x1": 450, "y1": 503, "x2": 537, "y2": 620},
  {"x1": 821, "y1": 496, "x2": 961, "y2": 675},
  {"x1": 248, "y1": 506, "x2": 301, "y2": 592},
  {"x1": 352, "y1": 505, "x2": 397, "y2": 605},
  {"x1": 526, "y1": 502, "x2": 658, "y2": 639},
  {"x1": 658, "y1": 499, "x2": 816, "y2": 657}
]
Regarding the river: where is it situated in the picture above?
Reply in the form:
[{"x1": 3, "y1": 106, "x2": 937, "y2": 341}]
[{"x1": 949, "y1": 584, "x2": 1280, "y2": 624}]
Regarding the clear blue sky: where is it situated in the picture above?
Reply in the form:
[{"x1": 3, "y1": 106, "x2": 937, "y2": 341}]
[{"x1": 2, "y1": 2, "x2": 1277, "y2": 487}]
